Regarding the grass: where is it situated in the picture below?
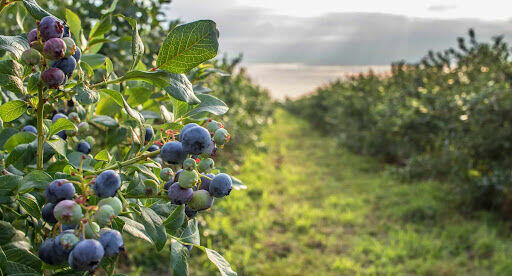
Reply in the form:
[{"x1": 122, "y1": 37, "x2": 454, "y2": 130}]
[{"x1": 190, "y1": 109, "x2": 512, "y2": 275}]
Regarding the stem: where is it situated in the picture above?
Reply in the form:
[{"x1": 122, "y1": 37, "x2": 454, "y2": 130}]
[
  {"x1": 89, "y1": 76, "x2": 124, "y2": 88},
  {"x1": 124, "y1": 194, "x2": 168, "y2": 200},
  {"x1": 36, "y1": 86, "x2": 45, "y2": 170},
  {"x1": 107, "y1": 254, "x2": 119, "y2": 276},
  {"x1": 95, "y1": 149, "x2": 161, "y2": 173}
]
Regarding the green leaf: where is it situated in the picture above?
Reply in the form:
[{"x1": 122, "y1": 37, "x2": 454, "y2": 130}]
[
  {"x1": 165, "y1": 73, "x2": 200, "y2": 104},
  {"x1": 5, "y1": 261, "x2": 38, "y2": 274},
  {"x1": 121, "y1": 70, "x2": 170, "y2": 87},
  {"x1": 99, "y1": 89, "x2": 123, "y2": 107},
  {"x1": 0, "y1": 100, "x2": 27, "y2": 122},
  {"x1": 65, "y1": 9, "x2": 81, "y2": 40},
  {"x1": 90, "y1": 15, "x2": 112, "y2": 38},
  {"x1": 74, "y1": 84, "x2": 99, "y2": 105},
  {"x1": 180, "y1": 219, "x2": 199, "y2": 246},
  {"x1": 0, "y1": 74, "x2": 24, "y2": 95},
  {"x1": 81, "y1": 54, "x2": 106, "y2": 69},
  {"x1": 118, "y1": 216, "x2": 152, "y2": 243},
  {"x1": 21, "y1": 0, "x2": 58, "y2": 21},
  {"x1": 118, "y1": 15, "x2": 144, "y2": 71},
  {"x1": 0, "y1": 34, "x2": 29, "y2": 59},
  {"x1": 0, "y1": 60, "x2": 23, "y2": 78},
  {"x1": 203, "y1": 248, "x2": 237, "y2": 276},
  {"x1": 170, "y1": 240, "x2": 189, "y2": 276},
  {"x1": 67, "y1": 151, "x2": 94, "y2": 172},
  {"x1": 0, "y1": 246, "x2": 6, "y2": 275},
  {"x1": 126, "y1": 87, "x2": 152, "y2": 106},
  {"x1": 230, "y1": 175, "x2": 247, "y2": 190},
  {"x1": 46, "y1": 139, "x2": 67, "y2": 158},
  {"x1": 5, "y1": 143, "x2": 36, "y2": 170},
  {"x1": 157, "y1": 20, "x2": 219, "y2": 73},
  {"x1": 105, "y1": 57, "x2": 114, "y2": 75},
  {"x1": 0, "y1": 222, "x2": 16, "y2": 245},
  {"x1": 88, "y1": 38, "x2": 111, "y2": 48},
  {"x1": 20, "y1": 170, "x2": 52, "y2": 193},
  {"x1": 140, "y1": 207, "x2": 167, "y2": 251},
  {"x1": 94, "y1": 149, "x2": 110, "y2": 162},
  {"x1": 0, "y1": 128, "x2": 19, "y2": 150},
  {"x1": 18, "y1": 195, "x2": 41, "y2": 219},
  {"x1": 91, "y1": 115, "x2": 118, "y2": 128},
  {"x1": 49, "y1": 118, "x2": 76, "y2": 137},
  {"x1": 3, "y1": 132, "x2": 36, "y2": 152},
  {"x1": 185, "y1": 94, "x2": 228, "y2": 117},
  {"x1": 163, "y1": 204, "x2": 185, "y2": 235},
  {"x1": 5, "y1": 248, "x2": 41, "y2": 273}
]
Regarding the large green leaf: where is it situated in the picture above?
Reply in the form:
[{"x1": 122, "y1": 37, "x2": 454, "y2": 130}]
[
  {"x1": 20, "y1": 170, "x2": 52, "y2": 193},
  {"x1": 0, "y1": 222, "x2": 16, "y2": 245},
  {"x1": 91, "y1": 115, "x2": 118, "y2": 128},
  {"x1": 163, "y1": 204, "x2": 185, "y2": 235},
  {"x1": 203, "y1": 248, "x2": 237, "y2": 276},
  {"x1": 118, "y1": 216, "x2": 152, "y2": 243},
  {"x1": 49, "y1": 118, "x2": 76, "y2": 137},
  {"x1": 0, "y1": 34, "x2": 29, "y2": 59},
  {"x1": 157, "y1": 20, "x2": 219, "y2": 73},
  {"x1": 90, "y1": 15, "x2": 112, "y2": 38},
  {"x1": 46, "y1": 139, "x2": 67, "y2": 158},
  {"x1": 140, "y1": 207, "x2": 167, "y2": 251},
  {"x1": 22, "y1": 0, "x2": 58, "y2": 21},
  {"x1": 5, "y1": 143, "x2": 35, "y2": 169},
  {"x1": 170, "y1": 240, "x2": 189, "y2": 276},
  {"x1": 81, "y1": 54, "x2": 106, "y2": 69},
  {"x1": 74, "y1": 84, "x2": 99, "y2": 105},
  {"x1": 185, "y1": 94, "x2": 228, "y2": 117},
  {"x1": 165, "y1": 73, "x2": 200, "y2": 104},
  {"x1": 18, "y1": 195, "x2": 41, "y2": 219},
  {"x1": 65, "y1": 9, "x2": 81, "y2": 40},
  {"x1": 3, "y1": 132, "x2": 36, "y2": 152},
  {"x1": 0, "y1": 60, "x2": 23, "y2": 78},
  {"x1": 0, "y1": 100, "x2": 27, "y2": 122},
  {"x1": 0, "y1": 246, "x2": 6, "y2": 275},
  {"x1": 0, "y1": 74, "x2": 24, "y2": 95}
]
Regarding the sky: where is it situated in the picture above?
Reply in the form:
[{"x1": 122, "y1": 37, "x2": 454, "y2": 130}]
[{"x1": 165, "y1": 0, "x2": 512, "y2": 98}]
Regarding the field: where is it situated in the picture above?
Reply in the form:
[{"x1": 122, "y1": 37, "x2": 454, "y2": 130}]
[{"x1": 191, "y1": 109, "x2": 512, "y2": 275}]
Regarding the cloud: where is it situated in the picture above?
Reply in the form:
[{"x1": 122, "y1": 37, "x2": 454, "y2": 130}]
[
  {"x1": 428, "y1": 5, "x2": 457, "y2": 12},
  {"x1": 166, "y1": 2, "x2": 512, "y2": 65}
]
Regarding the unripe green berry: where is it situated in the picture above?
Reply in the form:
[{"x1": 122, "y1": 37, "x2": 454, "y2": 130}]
[
  {"x1": 160, "y1": 168, "x2": 174, "y2": 182},
  {"x1": 62, "y1": 37, "x2": 77, "y2": 57},
  {"x1": 77, "y1": 122, "x2": 89, "y2": 135},
  {"x1": 198, "y1": 158, "x2": 215, "y2": 173},
  {"x1": 68, "y1": 112, "x2": 80, "y2": 123},
  {"x1": 214, "y1": 128, "x2": 229, "y2": 145},
  {"x1": 85, "y1": 136, "x2": 95, "y2": 147},
  {"x1": 21, "y1": 48, "x2": 41, "y2": 66},
  {"x1": 178, "y1": 170, "x2": 199, "y2": 188},
  {"x1": 96, "y1": 205, "x2": 115, "y2": 227},
  {"x1": 144, "y1": 179, "x2": 159, "y2": 196},
  {"x1": 183, "y1": 158, "x2": 196, "y2": 170},
  {"x1": 187, "y1": 190, "x2": 214, "y2": 211},
  {"x1": 206, "y1": 120, "x2": 222, "y2": 134},
  {"x1": 98, "y1": 197, "x2": 122, "y2": 216},
  {"x1": 83, "y1": 221, "x2": 100, "y2": 239},
  {"x1": 54, "y1": 200, "x2": 83, "y2": 225}
]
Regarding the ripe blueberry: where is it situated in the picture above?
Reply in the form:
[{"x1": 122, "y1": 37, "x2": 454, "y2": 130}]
[
  {"x1": 183, "y1": 158, "x2": 196, "y2": 170},
  {"x1": 43, "y1": 38, "x2": 66, "y2": 60},
  {"x1": 27, "y1": 28, "x2": 38, "y2": 43},
  {"x1": 179, "y1": 123, "x2": 199, "y2": 141},
  {"x1": 160, "y1": 141, "x2": 186, "y2": 164},
  {"x1": 167, "y1": 183, "x2": 194, "y2": 205},
  {"x1": 98, "y1": 197, "x2": 122, "y2": 215},
  {"x1": 21, "y1": 48, "x2": 41, "y2": 66},
  {"x1": 52, "y1": 113, "x2": 67, "y2": 123},
  {"x1": 76, "y1": 141, "x2": 91, "y2": 154},
  {"x1": 44, "y1": 179, "x2": 76, "y2": 204},
  {"x1": 163, "y1": 181, "x2": 173, "y2": 191},
  {"x1": 145, "y1": 127, "x2": 153, "y2": 142},
  {"x1": 199, "y1": 173, "x2": 215, "y2": 191},
  {"x1": 68, "y1": 239, "x2": 104, "y2": 271},
  {"x1": 41, "y1": 68, "x2": 65, "y2": 88},
  {"x1": 39, "y1": 16, "x2": 64, "y2": 42},
  {"x1": 52, "y1": 56, "x2": 76, "y2": 76},
  {"x1": 39, "y1": 238, "x2": 66, "y2": 265},
  {"x1": 99, "y1": 230, "x2": 124, "y2": 257},
  {"x1": 187, "y1": 190, "x2": 214, "y2": 211},
  {"x1": 178, "y1": 169, "x2": 198, "y2": 189},
  {"x1": 148, "y1": 144, "x2": 160, "y2": 152},
  {"x1": 73, "y1": 47, "x2": 81, "y2": 62},
  {"x1": 181, "y1": 126, "x2": 213, "y2": 155},
  {"x1": 185, "y1": 206, "x2": 197, "y2": 219},
  {"x1": 22, "y1": 125, "x2": 37, "y2": 134},
  {"x1": 160, "y1": 168, "x2": 173, "y2": 181},
  {"x1": 209, "y1": 173, "x2": 233, "y2": 198},
  {"x1": 54, "y1": 199, "x2": 83, "y2": 225},
  {"x1": 93, "y1": 170, "x2": 121, "y2": 198},
  {"x1": 198, "y1": 158, "x2": 214, "y2": 173},
  {"x1": 41, "y1": 203, "x2": 57, "y2": 224}
]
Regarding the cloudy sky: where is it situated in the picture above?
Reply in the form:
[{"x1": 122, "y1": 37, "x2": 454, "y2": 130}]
[{"x1": 165, "y1": 0, "x2": 512, "y2": 98}]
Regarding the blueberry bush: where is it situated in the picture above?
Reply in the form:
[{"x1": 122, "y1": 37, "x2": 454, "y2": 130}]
[{"x1": 0, "y1": 1, "x2": 241, "y2": 274}]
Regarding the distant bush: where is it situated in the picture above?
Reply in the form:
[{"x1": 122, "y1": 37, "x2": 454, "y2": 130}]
[{"x1": 287, "y1": 29, "x2": 512, "y2": 215}]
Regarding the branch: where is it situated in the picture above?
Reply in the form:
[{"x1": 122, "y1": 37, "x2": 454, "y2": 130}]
[{"x1": 95, "y1": 149, "x2": 161, "y2": 173}]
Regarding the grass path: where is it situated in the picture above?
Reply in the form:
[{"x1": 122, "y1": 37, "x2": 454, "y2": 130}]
[{"x1": 196, "y1": 110, "x2": 512, "y2": 275}]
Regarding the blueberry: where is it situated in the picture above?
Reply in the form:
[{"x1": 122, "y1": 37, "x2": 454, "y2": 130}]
[
  {"x1": 160, "y1": 168, "x2": 173, "y2": 181},
  {"x1": 68, "y1": 239, "x2": 104, "y2": 271},
  {"x1": 30, "y1": 41, "x2": 43, "y2": 52},
  {"x1": 41, "y1": 203, "x2": 57, "y2": 224},
  {"x1": 43, "y1": 38, "x2": 66, "y2": 60},
  {"x1": 209, "y1": 173, "x2": 233, "y2": 198},
  {"x1": 76, "y1": 141, "x2": 91, "y2": 154},
  {"x1": 39, "y1": 238, "x2": 66, "y2": 265},
  {"x1": 73, "y1": 47, "x2": 81, "y2": 62},
  {"x1": 147, "y1": 144, "x2": 160, "y2": 152},
  {"x1": 52, "y1": 56, "x2": 76, "y2": 76},
  {"x1": 206, "y1": 120, "x2": 222, "y2": 133},
  {"x1": 22, "y1": 125, "x2": 37, "y2": 134},
  {"x1": 77, "y1": 122, "x2": 89, "y2": 135},
  {"x1": 214, "y1": 128, "x2": 230, "y2": 146},
  {"x1": 199, "y1": 173, "x2": 215, "y2": 191},
  {"x1": 163, "y1": 181, "x2": 173, "y2": 191},
  {"x1": 93, "y1": 170, "x2": 121, "y2": 198},
  {"x1": 68, "y1": 112, "x2": 80, "y2": 122},
  {"x1": 183, "y1": 158, "x2": 197, "y2": 170},
  {"x1": 98, "y1": 230, "x2": 124, "y2": 257},
  {"x1": 63, "y1": 26, "x2": 70, "y2": 37},
  {"x1": 55, "y1": 230, "x2": 79, "y2": 255},
  {"x1": 62, "y1": 37, "x2": 76, "y2": 57},
  {"x1": 187, "y1": 190, "x2": 214, "y2": 211},
  {"x1": 44, "y1": 179, "x2": 76, "y2": 204},
  {"x1": 62, "y1": 224, "x2": 77, "y2": 231},
  {"x1": 41, "y1": 68, "x2": 65, "y2": 88},
  {"x1": 144, "y1": 179, "x2": 159, "y2": 196},
  {"x1": 167, "y1": 183, "x2": 194, "y2": 205},
  {"x1": 52, "y1": 113, "x2": 67, "y2": 123},
  {"x1": 179, "y1": 123, "x2": 199, "y2": 141},
  {"x1": 96, "y1": 205, "x2": 115, "y2": 227},
  {"x1": 39, "y1": 16, "x2": 64, "y2": 42},
  {"x1": 83, "y1": 221, "x2": 100, "y2": 239},
  {"x1": 181, "y1": 126, "x2": 213, "y2": 155},
  {"x1": 145, "y1": 127, "x2": 153, "y2": 142},
  {"x1": 27, "y1": 28, "x2": 38, "y2": 43},
  {"x1": 198, "y1": 158, "x2": 214, "y2": 173},
  {"x1": 57, "y1": 130, "x2": 67, "y2": 140},
  {"x1": 98, "y1": 197, "x2": 122, "y2": 215},
  {"x1": 178, "y1": 170, "x2": 199, "y2": 189},
  {"x1": 200, "y1": 140, "x2": 217, "y2": 158},
  {"x1": 54, "y1": 199, "x2": 83, "y2": 225},
  {"x1": 174, "y1": 169, "x2": 183, "y2": 183},
  {"x1": 21, "y1": 48, "x2": 41, "y2": 66},
  {"x1": 185, "y1": 206, "x2": 197, "y2": 219},
  {"x1": 160, "y1": 141, "x2": 186, "y2": 164}
]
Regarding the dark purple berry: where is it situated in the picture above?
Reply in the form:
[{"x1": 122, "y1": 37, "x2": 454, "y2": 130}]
[
  {"x1": 39, "y1": 16, "x2": 64, "y2": 42},
  {"x1": 147, "y1": 144, "x2": 159, "y2": 152},
  {"x1": 41, "y1": 203, "x2": 57, "y2": 224},
  {"x1": 52, "y1": 113, "x2": 67, "y2": 123},
  {"x1": 68, "y1": 239, "x2": 104, "y2": 271},
  {"x1": 98, "y1": 230, "x2": 124, "y2": 257},
  {"x1": 44, "y1": 179, "x2": 76, "y2": 204},
  {"x1": 27, "y1": 28, "x2": 38, "y2": 43},
  {"x1": 93, "y1": 170, "x2": 121, "y2": 198},
  {"x1": 77, "y1": 141, "x2": 91, "y2": 154},
  {"x1": 43, "y1": 38, "x2": 66, "y2": 60},
  {"x1": 179, "y1": 123, "x2": 199, "y2": 141},
  {"x1": 41, "y1": 68, "x2": 65, "y2": 88},
  {"x1": 167, "y1": 183, "x2": 194, "y2": 205},
  {"x1": 22, "y1": 125, "x2": 37, "y2": 134},
  {"x1": 199, "y1": 173, "x2": 215, "y2": 191},
  {"x1": 160, "y1": 141, "x2": 186, "y2": 164},
  {"x1": 181, "y1": 126, "x2": 213, "y2": 155},
  {"x1": 209, "y1": 173, "x2": 233, "y2": 198},
  {"x1": 145, "y1": 127, "x2": 153, "y2": 142},
  {"x1": 52, "y1": 56, "x2": 76, "y2": 76},
  {"x1": 73, "y1": 47, "x2": 81, "y2": 62}
]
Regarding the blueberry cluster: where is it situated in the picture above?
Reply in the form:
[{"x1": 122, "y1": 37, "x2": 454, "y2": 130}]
[
  {"x1": 22, "y1": 16, "x2": 81, "y2": 89},
  {"x1": 160, "y1": 121, "x2": 233, "y2": 217}
]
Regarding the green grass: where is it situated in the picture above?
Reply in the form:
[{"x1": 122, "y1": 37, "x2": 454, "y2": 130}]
[{"x1": 191, "y1": 109, "x2": 512, "y2": 275}]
